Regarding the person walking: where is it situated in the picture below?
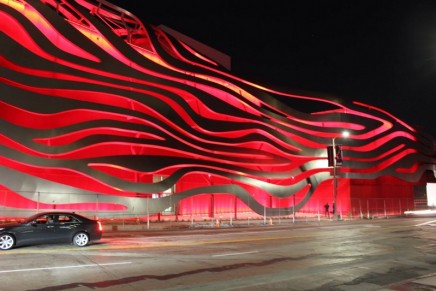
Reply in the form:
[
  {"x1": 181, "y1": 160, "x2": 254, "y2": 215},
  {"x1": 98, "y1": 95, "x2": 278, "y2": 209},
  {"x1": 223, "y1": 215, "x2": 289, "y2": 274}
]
[{"x1": 324, "y1": 202, "x2": 330, "y2": 218}]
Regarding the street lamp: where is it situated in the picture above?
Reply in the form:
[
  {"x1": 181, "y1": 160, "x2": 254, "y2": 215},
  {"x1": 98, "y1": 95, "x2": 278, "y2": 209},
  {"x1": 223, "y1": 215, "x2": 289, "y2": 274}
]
[{"x1": 332, "y1": 131, "x2": 349, "y2": 220}]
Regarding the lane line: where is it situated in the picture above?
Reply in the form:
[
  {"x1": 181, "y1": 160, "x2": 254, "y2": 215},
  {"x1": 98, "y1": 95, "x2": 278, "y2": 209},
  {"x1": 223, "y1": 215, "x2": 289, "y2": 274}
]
[
  {"x1": 0, "y1": 261, "x2": 131, "y2": 274},
  {"x1": 212, "y1": 251, "x2": 259, "y2": 257},
  {"x1": 415, "y1": 220, "x2": 436, "y2": 226}
]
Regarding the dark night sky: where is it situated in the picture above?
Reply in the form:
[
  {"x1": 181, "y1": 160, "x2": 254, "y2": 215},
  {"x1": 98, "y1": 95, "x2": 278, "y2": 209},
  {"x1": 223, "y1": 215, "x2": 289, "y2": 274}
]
[{"x1": 108, "y1": 0, "x2": 436, "y2": 138}]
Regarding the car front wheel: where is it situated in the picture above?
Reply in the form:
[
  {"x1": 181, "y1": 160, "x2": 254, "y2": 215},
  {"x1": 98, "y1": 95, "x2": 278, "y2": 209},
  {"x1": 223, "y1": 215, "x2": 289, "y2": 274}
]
[
  {"x1": 73, "y1": 232, "x2": 89, "y2": 247},
  {"x1": 0, "y1": 234, "x2": 15, "y2": 250}
]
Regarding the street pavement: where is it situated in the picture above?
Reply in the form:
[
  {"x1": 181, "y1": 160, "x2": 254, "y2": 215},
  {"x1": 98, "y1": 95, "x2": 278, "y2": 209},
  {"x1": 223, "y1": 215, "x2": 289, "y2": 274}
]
[
  {"x1": 379, "y1": 274, "x2": 436, "y2": 290},
  {"x1": 101, "y1": 216, "x2": 436, "y2": 290}
]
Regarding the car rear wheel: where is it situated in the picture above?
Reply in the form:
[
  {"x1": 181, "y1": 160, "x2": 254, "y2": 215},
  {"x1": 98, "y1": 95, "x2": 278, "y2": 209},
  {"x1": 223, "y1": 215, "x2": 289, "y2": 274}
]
[
  {"x1": 0, "y1": 234, "x2": 15, "y2": 250},
  {"x1": 73, "y1": 232, "x2": 89, "y2": 247}
]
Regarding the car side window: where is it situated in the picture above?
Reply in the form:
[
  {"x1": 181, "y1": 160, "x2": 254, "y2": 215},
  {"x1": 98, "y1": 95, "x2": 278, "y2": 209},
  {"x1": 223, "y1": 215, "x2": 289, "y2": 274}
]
[
  {"x1": 58, "y1": 215, "x2": 70, "y2": 224},
  {"x1": 47, "y1": 215, "x2": 55, "y2": 224},
  {"x1": 35, "y1": 217, "x2": 46, "y2": 224},
  {"x1": 58, "y1": 215, "x2": 80, "y2": 224},
  {"x1": 69, "y1": 216, "x2": 80, "y2": 223},
  {"x1": 35, "y1": 215, "x2": 53, "y2": 224}
]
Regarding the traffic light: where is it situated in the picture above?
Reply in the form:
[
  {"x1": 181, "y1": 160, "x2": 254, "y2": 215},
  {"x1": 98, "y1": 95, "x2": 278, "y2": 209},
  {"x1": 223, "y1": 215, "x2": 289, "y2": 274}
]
[
  {"x1": 336, "y1": 145, "x2": 343, "y2": 166},
  {"x1": 327, "y1": 146, "x2": 334, "y2": 167},
  {"x1": 327, "y1": 145, "x2": 343, "y2": 167}
]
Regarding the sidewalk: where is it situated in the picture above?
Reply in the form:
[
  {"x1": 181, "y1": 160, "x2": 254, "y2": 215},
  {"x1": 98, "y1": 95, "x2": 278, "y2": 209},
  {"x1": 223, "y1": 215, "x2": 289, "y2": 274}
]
[
  {"x1": 100, "y1": 214, "x2": 407, "y2": 232},
  {"x1": 101, "y1": 216, "x2": 333, "y2": 232}
]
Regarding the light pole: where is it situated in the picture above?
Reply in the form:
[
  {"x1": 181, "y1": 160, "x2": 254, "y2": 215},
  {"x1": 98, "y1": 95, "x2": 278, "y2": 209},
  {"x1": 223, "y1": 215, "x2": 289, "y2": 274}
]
[{"x1": 332, "y1": 131, "x2": 349, "y2": 220}]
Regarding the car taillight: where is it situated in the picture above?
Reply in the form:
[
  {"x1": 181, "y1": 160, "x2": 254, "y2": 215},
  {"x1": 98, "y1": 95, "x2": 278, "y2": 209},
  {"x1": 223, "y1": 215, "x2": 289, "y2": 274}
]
[{"x1": 97, "y1": 221, "x2": 102, "y2": 232}]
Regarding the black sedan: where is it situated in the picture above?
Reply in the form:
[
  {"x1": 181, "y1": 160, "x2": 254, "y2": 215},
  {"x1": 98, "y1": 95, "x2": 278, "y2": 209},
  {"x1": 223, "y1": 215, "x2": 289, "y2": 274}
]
[{"x1": 0, "y1": 212, "x2": 103, "y2": 250}]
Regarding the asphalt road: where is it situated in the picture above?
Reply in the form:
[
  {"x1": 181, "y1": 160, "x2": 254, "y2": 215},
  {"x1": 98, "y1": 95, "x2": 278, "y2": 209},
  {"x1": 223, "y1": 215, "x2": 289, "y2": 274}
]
[{"x1": 1, "y1": 217, "x2": 436, "y2": 290}]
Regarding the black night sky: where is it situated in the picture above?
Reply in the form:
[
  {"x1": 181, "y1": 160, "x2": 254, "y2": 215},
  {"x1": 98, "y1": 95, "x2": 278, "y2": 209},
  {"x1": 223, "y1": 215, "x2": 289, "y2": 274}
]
[{"x1": 108, "y1": 0, "x2": 436, "y2": 138}]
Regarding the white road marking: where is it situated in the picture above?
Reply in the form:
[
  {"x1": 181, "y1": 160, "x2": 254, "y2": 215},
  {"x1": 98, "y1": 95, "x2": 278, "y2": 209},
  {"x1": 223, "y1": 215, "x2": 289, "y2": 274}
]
[
  {"x1": 415, "y1": 220, "x2": 436, "y2": 226},
  {"x1": 0, "y1": 261, "x2": 131, "y2": 274},
  {"x1": 212, "y1": 251, "x2": 259, "y2": 257}
]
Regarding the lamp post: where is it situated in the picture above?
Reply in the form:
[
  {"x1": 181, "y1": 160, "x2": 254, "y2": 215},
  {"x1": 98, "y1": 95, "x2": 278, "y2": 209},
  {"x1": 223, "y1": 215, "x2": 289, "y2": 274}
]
[{"x1": 332, "y1": 131, "x2": 349, "y2": 220}]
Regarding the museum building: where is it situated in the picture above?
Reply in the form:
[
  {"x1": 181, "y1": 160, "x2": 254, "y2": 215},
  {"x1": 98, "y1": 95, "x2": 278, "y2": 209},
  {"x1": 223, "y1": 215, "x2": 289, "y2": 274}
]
[{"x1": 0, "y1": 0, "x2": 435, "y2": 220}]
